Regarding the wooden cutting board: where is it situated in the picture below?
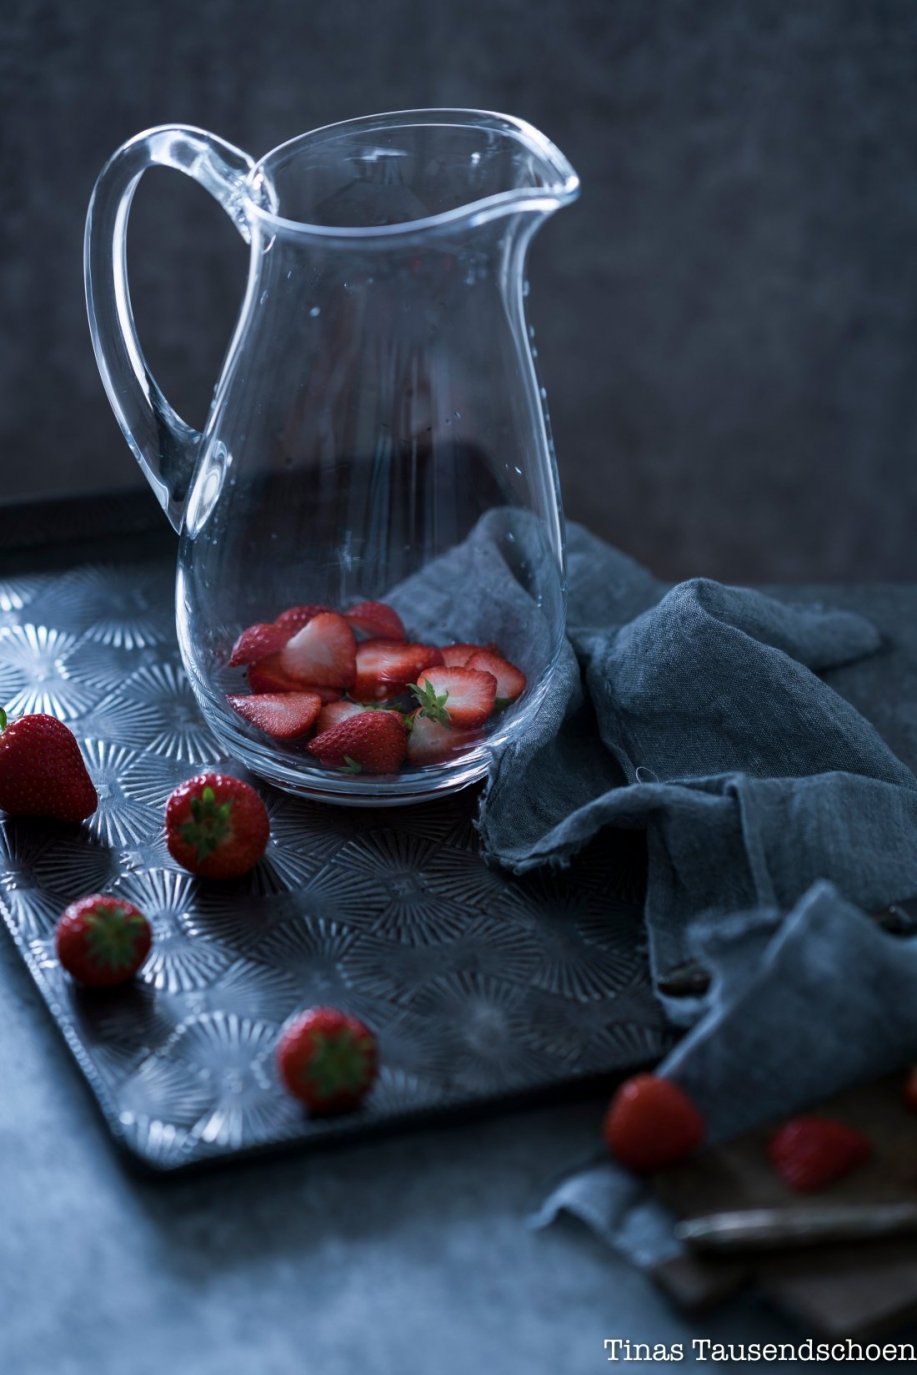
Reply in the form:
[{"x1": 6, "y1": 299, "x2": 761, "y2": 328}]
[{"x1": 648, "y1": 1074, "x2": 917, "y2": 1338}]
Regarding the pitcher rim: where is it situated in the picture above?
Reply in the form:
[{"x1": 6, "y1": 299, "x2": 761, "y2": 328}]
[{"x1": 244, "y1": 107, "x2": 580, "y2": 239}]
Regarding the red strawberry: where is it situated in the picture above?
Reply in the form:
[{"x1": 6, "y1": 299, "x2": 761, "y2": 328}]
[
  {"x1": 353, "y1": 640, "x2": 444, "y2": 701},
  {"x1": 904, "y1": 1067, "x2": 917, "y2": 1113},
  {"x1": 315, "y1": 699, "x2": 372, "y2": 732},
  {"x1": 441, "y1": 642, "x2": 489, "y2": 667},
  {"x1": 277, "y1": 1007, "x2": 378, "y2": 1115},
  {"x1": 229, "y1": 621, "x2": 291, "y2": 667},
  {"x1": 278, "y1": 611, "x2": 356, "y2": 690},
  {"x1": 345, "y1": 600, "x2": 407, "y2": 642},
  {"x1": 0, "y1": 710, "x2": 97, "y2": 822},
  {"x1": 165, "y1": 772, "x2": 270, "y2": 879},
  {"x1": 274, "y1": 603, "x2": 331, "y2": 634},
  {"x1": 406, "y1": 710, "x2": 480, "y2": 765},
  {"x1": 602, "y1": 1074, "x2": 706, "y2": 1173},
  {"x1": 308, "y1": 711, "x2": 407, "y2": 774},
  {"x1": 466, "y1": 648, "x2": 526, "y2": 704},
  {"x1": 411, "y1": 666, "x2": 497, "y2": 728},
  {"x1": 227, "y1": 692, "x2": 322, "y2": 740},
  {"x1": 768, "y1": 1116, "x2": 873, "y2": 1192},
  {"x1": 248, "y1": 656, "x2": 341, "y2": 701},
  {"x1": 55, "y1": 894, "x2": 152, "y2": 988}
]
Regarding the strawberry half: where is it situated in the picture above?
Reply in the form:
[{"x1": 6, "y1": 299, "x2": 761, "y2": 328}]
[
  {"x1": 307, "y1": 710, "x2": 407, "y2": 774},
  {"x1": 352, "y1": 640, "x2": 444, "y2": 701},
  {"x1": 466, "y1": 648, "x2": 526, "y2": 704},
  {"x1": 248, "y1": 656, "x2": 341, "y2": 701},
  {"x1": 227, "y1": 692, "x2": 322, "y2": 740},
  {"x1": 313, "y1": 700, "x2": 404, "y2": 733},
  {"x1": 345, "y1": 600, "x2": 407, "y2": 642},
  {"x1": 768, "y1": 1116, "x2": 873, "y2": 1192},
  {"x1": 275, "y1": 603, "x2": 331, "y2": 634},
  {"x1": 229, "y1": 621, "x2": 292, "y2": 667},
  {"x1": 277, "y1": 1007, "x2": 378, "y2": 1115},
  {"x1": 0, "y1": 710, "x2": 97, "y2": 823},
  {"x1": 441, "y1": 642, "x2": 489, "y2": 667},
  {"x1": 278, "y1": 612, "x2": 356, "y2": 690},
  {"x1": 165, "y1": 772, "x2": 270, "y2": 879},
  {"x1": 55, "y1": 894, "x2": 152, "y2": 989},
  {"x1": 406, "y1": 711, "x2": 480, "y2": 765},
  {"x1": 411, "y1": 666, "x2": 497, "y2": 728}
]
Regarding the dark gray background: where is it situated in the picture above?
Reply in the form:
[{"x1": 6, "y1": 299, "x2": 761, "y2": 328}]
[{"x1": 4, "y1": 0, "x2": 917, "y2": 580}]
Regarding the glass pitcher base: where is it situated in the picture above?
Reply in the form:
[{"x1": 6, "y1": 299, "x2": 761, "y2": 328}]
[{"x1": 202, "y1": 713, "x2": 490, "y2": 807}]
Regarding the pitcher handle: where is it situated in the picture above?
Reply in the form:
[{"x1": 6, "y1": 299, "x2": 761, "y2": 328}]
[{"x1": 84, "y1": 125, "x2": 258, "y2": 531}]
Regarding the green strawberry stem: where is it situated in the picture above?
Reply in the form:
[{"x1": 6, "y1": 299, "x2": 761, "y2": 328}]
[
  {"x1": 342, "y1": 756, "x2": 363, "y2": 774},
  {"x1": 85, "y1": 904, "x2": 146, "y2": 972},
  {"x1": 178, "y1": 784, "x2": 234, "y2": 861},
  {"x1": 409, "y1": 679, "x2": 450, "y2": 725},
  {"x1": 0, "y1": 707, "x2": 6, "y2": 731},
  {"x1": 299, "y1": 1031, "x2": 373, "y2": 1100}
]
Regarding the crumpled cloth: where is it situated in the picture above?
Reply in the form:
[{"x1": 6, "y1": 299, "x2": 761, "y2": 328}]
[{"x1": 398, "y1": 516, "x2": 917, "y2": 1262}]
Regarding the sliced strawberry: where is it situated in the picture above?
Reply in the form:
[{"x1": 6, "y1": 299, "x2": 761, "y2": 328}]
[
  {"x1": 352, "y1": 640, "x2": 444, "y2": 701},
  {"x1": 248, "y1": 656, "x2": 341, "y2": 702},
  {"x1": 345, "y1": 600, "x2": 407, "y2": 642},
  {"x1": 275, "y1": 603, "x2": 331, "y2": 634},
  {"x1": 278, "y1": 611, "x2": 356, "y2": 689},
  {"x1": 768, "y1": 1116, "x2": 873, "y2": 1192},
  {"x1": 315, "y1": 699, "x2": 369, "y2": 733},
  {"x1": 465, "y1": 649, "x2": 526, "y2": 704},
  {"x1": 441, "y1": 642, "x2": 488, "y2": 667},
  {"x1": 229, "y1": 620, "x2": 292, "y2": 667},
  {"x1": 406, "y1": 711, "x2": 480, "y2": 765},
  {"x1": 308, "y1": 711, "x2": 408, "y2": 775},
  {"x1": 227, "y1": 692, "x2": 322, "y2": 740},
  {"x1": 412, "y1": 666, "x2": 497, "y2": 727}
]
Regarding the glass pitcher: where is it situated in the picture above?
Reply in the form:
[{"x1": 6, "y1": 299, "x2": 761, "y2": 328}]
[{"x1": 84, "y1": 110, "x2": 579, "y2": 804}]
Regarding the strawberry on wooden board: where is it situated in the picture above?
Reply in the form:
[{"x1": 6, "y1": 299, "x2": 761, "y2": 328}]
[
  {"x1": 345, "y1": 600, "x2": 407, "y2": 642},
  {"x1": 277, "y1": 1007, "x2": 378, "y2": 1115},
  {"x1": 55, "y1": 894, "x2": 152, "y2": 988},
  {"x1": 465, "y1": 648, "x2": 526, "y2": 704},
  {"x1": 165, "y1": 773, "x2": 270, "y2": 879},
  {"x1": 0, "y1": 710, "x2": 97, "y2": 822},
  {"x1": 307, "y1": 710, "x2": 407, "y2": 774},
  {"x1": 227, "y1": 692, "x2": 322, "y2": 740},
  {"x1": 352, "y1": 640, "x2": 444, "y2": 701},
  {"x1": 278, "y1": 612, "x2": 356, "y2": 689},
  {"x1": 248, "y1": 656, "x2": 341, "y2": 701},
  {"x1": 768, "y1": 1116, "x2": 873, "y2": 1192},
  {"x1": 406, "y1": 711, "x2": 480, "y2": 765},
  {"x1": 229, "y1": 621, "x2": 292, "y2": 667},
  {"x1": 411, "y1": 666, "x2": 497, "y2": 728},
  {"x1": 602, "y1": 1074, "x2": 706, "y2": 1173}
]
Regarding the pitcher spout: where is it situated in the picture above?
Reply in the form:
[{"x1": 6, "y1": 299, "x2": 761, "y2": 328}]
[{"x1": 243, "y1": 109, "x2": 580, "y2": 240}]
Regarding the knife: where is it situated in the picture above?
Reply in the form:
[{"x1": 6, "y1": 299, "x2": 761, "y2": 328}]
[{"x1": 675, "y1": 1203, "x2": 917, "y2": 1253}]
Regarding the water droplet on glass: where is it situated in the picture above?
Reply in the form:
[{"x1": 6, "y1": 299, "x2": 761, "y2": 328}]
[
  {"x1": 453, "y1": 410, "x2": 462, "y2": 419},
  {"x1": 514, "y1": 465, "x2": 523, "y2": 475},
  {"x1": 309, "y1": 306, "x2": 321, "y2": 317},
  {"x1": 259, "y1": 290, "x2": 269, "y2": 305},
  {"x1": 522, "y1": 280, "x2": 530, "y2": 297},
  {"x1": 540, "y1": 386, "x2": 547, "y2": 398}
]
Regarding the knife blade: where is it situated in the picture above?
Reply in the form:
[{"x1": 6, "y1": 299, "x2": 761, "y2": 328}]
[{"x1": 675, "y1": 1203, "x2": 917, "y2": 1253}]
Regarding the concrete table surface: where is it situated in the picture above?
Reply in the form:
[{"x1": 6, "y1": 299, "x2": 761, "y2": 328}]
[{"x1": 3, "y1": 583, "x2": 917, "y2": 1375}]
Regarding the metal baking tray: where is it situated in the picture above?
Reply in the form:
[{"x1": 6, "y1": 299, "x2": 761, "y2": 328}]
[{"x1": 0, "y1": 499, "x2": 671, "y2": 1170}]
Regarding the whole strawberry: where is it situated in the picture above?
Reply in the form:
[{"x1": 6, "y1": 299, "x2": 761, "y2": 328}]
[
  {"x1": 603, "y1": 1073, "x2": 706, "y2": 1173},
  {"x1": 0, "y1": 709, "x2": 97, "y2": 822},
  {"x1": 277, "y1": 1007, "x2": 378, "y2": 1115},
  {"x1": 768, "y1": 1116, "x2": 872, "y2": 1192},
  {"x1": 55, "y1": 895, "x2": 152, "y2": 988},
  {"x1": 165, "y1": 772, "x2": 270, "y2": 879}
]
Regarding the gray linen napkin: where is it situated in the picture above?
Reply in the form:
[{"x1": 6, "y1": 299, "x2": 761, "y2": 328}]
[{"x1": 396, "y1": 515, "x2": 917, "y2": 1262}]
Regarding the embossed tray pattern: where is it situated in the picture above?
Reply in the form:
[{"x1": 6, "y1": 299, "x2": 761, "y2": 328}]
[{"x1": 0, "y1": 553, "x2": 671, "y2": 1170}]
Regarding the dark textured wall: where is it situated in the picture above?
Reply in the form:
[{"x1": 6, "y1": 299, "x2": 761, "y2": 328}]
[{"x1": 4, "y1": 0, "x2": 917, "y2": 580}]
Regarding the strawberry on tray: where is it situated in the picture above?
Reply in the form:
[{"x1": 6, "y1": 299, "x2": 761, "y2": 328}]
[{"x1": 224, "y1": 598, "x2": 526, "y2": 776}]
